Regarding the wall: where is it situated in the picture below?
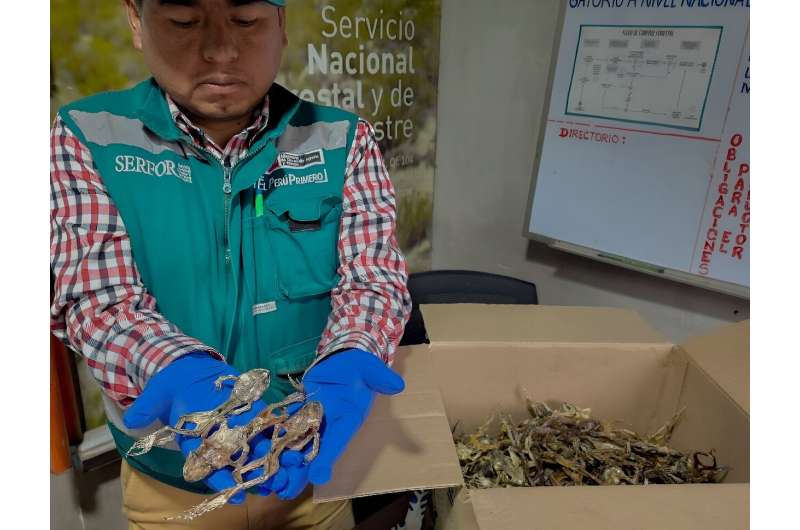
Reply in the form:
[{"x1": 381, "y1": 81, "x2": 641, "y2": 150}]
[{"x1": 432, "y1": 0, "x2": 748, "y2": 342}]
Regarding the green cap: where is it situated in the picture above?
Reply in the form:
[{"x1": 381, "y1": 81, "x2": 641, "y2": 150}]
[{"x1": 267, "y1": 0, "x2": 286, "y2": 5}]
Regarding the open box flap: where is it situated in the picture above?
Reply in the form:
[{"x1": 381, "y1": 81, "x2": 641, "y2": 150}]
[
  {"x1": 420, "y1": 304, "x2": 669, "y2": 345},
  {"x1": 468, "y1": 484, "x2": 748, "y2": 530},
  {"x1": 679, "y1": 320, "x2": 749, "y2": 414},
  {"x1": 669, "y1": 321, "x2": 750, "y2": 483},
  {"x1": 313, "y1": 345, "x2": 463, "y2": 502}
]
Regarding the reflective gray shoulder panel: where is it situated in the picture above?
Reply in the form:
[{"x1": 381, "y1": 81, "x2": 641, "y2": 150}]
[
  {"x1": 68, "y1": 110, "x2": 179, "y2": 156},
  {"x1": 277, "y1": 120, "x2": 350, "y2": 154}
]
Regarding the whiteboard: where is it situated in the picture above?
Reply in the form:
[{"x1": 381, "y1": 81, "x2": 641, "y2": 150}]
[{"x1": 526, "y1": 2, "x2": 750, "y2": 298}]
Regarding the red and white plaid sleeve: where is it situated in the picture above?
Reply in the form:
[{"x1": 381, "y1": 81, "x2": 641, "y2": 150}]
[
  {"x1": 50, "y1": 115, "x2": 223, "y2": 407},
  {"x1": 316, "y1": 120, "x2": 413, "y2": 365}
]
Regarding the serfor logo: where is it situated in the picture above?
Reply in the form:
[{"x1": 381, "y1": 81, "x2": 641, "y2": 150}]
[{"x1": 115, "y1": 155, "x2": 192, "y2": 183}]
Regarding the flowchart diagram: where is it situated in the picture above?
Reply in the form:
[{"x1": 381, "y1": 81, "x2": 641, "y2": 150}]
[{"x1": 566, "y1": 25, "x2": 722, "y2": 131}]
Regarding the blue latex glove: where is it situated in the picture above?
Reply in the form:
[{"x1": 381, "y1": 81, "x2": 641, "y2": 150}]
[
  {"x1": 123, "y1": 352, "x2": 277, "y2": 504},
  {"x1": 269, "y1": 348, "x2": 405, "y2": 499}
]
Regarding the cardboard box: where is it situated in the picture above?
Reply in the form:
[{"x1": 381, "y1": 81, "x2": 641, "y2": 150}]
[{"x1": 314, "y1": 305, "x2": 749, "y2": 530}]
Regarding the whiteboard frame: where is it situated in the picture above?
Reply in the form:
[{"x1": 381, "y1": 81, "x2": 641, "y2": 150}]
[{"x1": 522, "y1": 2, "x2": 749, "y2": 300}]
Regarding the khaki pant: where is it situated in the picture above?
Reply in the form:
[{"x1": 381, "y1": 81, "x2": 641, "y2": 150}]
[{"x1": 120, "y1": 460, "x2": 355, "y2": 530}]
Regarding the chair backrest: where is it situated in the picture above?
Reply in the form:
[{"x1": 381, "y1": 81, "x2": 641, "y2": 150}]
[{"x1": 399, "y1": 270, "x2": 538, "y2": 346}]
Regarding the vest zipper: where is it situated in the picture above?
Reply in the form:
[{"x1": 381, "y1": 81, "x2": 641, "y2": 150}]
[
  {"x1": 218, "y1": 140, "x2": 274, "y2": 359},
  {"x1": 185, "y1": 139, "x2": 273, "y2": 268},
  {"x1": 223, "y1": 161, "x2": 233, "y2": 266}
]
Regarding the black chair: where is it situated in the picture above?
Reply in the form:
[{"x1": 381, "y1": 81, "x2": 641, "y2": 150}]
[{"x1": 399, "y1": 269, "x2": 539, "y2": 346}]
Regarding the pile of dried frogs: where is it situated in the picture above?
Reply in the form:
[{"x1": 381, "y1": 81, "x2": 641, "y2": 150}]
[
  {"x1": 127, "y1": 369, "x2": 322, "y2": 521},
  {"x1": 455, "y1": 399, "x2": 729, "y2": 488}
]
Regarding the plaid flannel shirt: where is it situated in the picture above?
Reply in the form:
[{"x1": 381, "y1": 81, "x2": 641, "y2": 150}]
[{"x1": 50, "y1": 93, "x2": 411, "y2": 406}]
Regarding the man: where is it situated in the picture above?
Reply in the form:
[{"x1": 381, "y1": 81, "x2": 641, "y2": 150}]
[{"x1": 50, "y1": 0, "x2": 412, "y2": 528}]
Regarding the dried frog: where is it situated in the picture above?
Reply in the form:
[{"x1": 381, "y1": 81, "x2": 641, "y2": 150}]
[
  {"x1": 167, "y1": 400, "x2": 324, "y2": 521},
  {"x1": 127, "y1": 368, "x2": 271, "y2": 457},
  {"x1": 455, "y1": 400, "x2": 730, "y2": 489}
]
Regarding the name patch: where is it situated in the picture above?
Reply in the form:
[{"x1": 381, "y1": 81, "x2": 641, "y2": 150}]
[
  {"x1": 255, "y1": 169, "x2": 329, "y2": 191},
  {"x1": 252, "y1": 301, "x2": 278, "y2": 316}
]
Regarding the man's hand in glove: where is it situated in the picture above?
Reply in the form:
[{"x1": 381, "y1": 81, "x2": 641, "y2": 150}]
[
  {"x1": 265, "y1": 348, "x2": 405, "y2": 500},
  {"x1": 122, "y1": 352, "x2": 279, "y2": 504}
]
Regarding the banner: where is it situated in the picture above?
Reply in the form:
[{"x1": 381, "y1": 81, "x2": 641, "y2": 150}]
[{"x1": 277, "y1": 0, "x2": 441, "y2": 271}]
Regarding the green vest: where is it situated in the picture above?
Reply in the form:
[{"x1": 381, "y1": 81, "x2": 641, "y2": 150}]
[{"x1": 59, "y1": 78, "x2": 359, "y2": 492}]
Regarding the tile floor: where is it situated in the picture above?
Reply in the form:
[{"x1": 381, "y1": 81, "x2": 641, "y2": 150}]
[{"x1": 50, "y1": 460, "x2": 128, "y2": 530}]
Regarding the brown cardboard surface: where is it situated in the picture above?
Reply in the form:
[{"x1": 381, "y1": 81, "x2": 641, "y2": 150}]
[
  {"x1": 314, "y1": 345, "x2": 463, "y2": 502},
  {"x1": 429, "y1": 343, "x2": 685, "y2": 435},
  {"x1": 421, "y1": 304, "x2": 669, "y2": 345},
  {"x1": 313, "y1": 414, "x2": 462, "y2": 502},
  {"x1": 670, "y1": 353, "x2": 750, "y2": 483},
  {"x1": 434, "y1": 488, "x2": 480, "y2": 530},
  {"x1": 468, "y1": 484, "x2": 749, "y2": 530},
  {"x1": 315, "y1": 304, "x2": 749, "y2": 530},
  {"x1": 680, "y1": 320, "x2": 749, "y2": 414}
]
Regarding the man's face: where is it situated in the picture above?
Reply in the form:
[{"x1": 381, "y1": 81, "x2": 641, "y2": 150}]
[{"x1": 125, "y1": 0, "x2": 287, "y2": 122}]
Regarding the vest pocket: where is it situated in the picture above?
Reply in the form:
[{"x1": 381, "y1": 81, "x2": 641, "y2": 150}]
[{"x1": 263, "y1": 195, "x2": 342, "y2": 299}]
